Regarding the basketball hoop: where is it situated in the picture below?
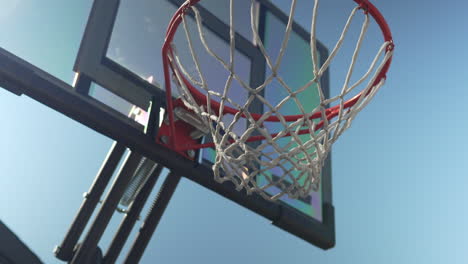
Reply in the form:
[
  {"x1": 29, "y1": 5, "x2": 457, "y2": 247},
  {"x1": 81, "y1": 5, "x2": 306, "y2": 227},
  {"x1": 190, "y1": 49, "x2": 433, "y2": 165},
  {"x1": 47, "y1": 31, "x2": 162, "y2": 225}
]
[{"x1": 158, "y1": 0, "x2": 394, "y2": 200}]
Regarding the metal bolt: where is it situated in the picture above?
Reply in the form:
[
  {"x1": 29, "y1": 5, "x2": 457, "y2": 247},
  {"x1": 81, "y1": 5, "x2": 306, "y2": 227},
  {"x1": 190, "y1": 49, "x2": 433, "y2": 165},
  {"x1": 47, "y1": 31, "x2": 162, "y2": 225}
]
[
  {"x1": 160, "y1": 136, "x2": 169, "y2": 144},
  {"x1": 82, "y1": 192, "x2": 89, "y2": 198},
  {"x1": 187, "y1": 150, "x2": 196, "y2": 159},
  {"x1": 53, "y1": 245, "x2": 61, "y2": 255}
]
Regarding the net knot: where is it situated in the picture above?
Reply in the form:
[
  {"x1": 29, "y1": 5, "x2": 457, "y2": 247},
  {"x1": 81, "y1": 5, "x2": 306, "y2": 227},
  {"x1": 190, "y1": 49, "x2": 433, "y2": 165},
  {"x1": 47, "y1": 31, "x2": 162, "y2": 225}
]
[
  {"x1": 386, "y1": 40, "x2": 395, "y2": 52},
  {"x1": 357, "y1": 0, "x2": 370, "y2": 14}
]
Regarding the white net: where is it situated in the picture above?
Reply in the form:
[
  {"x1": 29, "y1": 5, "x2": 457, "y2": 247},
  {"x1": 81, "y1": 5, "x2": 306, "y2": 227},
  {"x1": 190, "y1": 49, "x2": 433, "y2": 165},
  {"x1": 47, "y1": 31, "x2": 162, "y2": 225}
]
[{"x1": 165, "y1": 0, "x2": 393, "y2": 200}]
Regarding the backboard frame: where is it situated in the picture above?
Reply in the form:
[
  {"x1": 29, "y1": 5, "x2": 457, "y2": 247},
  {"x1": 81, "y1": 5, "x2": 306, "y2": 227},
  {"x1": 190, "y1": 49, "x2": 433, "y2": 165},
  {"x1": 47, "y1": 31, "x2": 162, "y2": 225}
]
[
  {"x1": 74, "y1": 0, "x2": 265, "y2": 111},
  {"x1": 72, "y1": 0, "x2": 335, "y2": 249}
]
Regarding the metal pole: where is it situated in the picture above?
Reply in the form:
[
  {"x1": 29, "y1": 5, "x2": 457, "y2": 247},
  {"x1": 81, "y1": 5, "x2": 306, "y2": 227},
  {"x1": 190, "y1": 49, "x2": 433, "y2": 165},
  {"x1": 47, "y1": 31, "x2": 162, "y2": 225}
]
[
  {"x1": 54, "y1": 141, "x2": 125, "y2": 261},
  {"x1": 72, "y1": 73, "x2": 92, "y2": 96},
  {"x1": 71, "y1": 151, "x2": 142, "y2": 264},
  {"x1": 145, "y1": 95, "x2": 161, "y2": 140},
  {"x1": 123, "y1": 172, "x2": 181, "y2": 264},
  {"x1": 103, "y1": 164, "x2": 164, "y2": 264}
]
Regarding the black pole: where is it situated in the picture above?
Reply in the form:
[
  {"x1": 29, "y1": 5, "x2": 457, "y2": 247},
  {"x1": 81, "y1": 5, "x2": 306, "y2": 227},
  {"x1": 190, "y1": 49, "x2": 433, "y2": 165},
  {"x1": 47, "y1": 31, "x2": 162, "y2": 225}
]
[
  {"x1": 54, "y1": 142, "x2": 125, "y2": 261},
  {"x1": 103, "y1": 164, "x2": 164, "y2": 264},
  {"x1": 71, "y1": 151, "x2": 142, "y2": 264},
  {"x1": 145, "y1": 95, "x2": 161, "y2": 140},
  {"x1": 72, "y1": 73, "x2": 92, "y2": 96},
  {"x1": 123, "y1": 172, "x2": 181, "y2": 264}
]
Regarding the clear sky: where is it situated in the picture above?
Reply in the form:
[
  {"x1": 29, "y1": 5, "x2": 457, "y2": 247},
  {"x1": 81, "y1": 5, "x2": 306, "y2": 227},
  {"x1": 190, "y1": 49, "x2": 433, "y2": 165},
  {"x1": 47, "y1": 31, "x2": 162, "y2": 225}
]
[{"x1": 0, "y1": 0, "x2": 467, "y2": 263}]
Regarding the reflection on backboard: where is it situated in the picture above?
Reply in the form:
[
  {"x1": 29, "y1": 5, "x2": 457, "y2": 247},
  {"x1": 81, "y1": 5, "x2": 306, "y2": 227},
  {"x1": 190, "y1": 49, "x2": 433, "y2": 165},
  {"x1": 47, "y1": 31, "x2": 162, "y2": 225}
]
[{"x1": 256, "y1": 3, "x2": 327, "y2": 221}]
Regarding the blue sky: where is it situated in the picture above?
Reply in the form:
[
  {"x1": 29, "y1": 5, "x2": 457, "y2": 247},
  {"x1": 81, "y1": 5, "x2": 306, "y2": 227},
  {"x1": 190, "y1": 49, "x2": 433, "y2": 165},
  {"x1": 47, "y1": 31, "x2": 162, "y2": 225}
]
[{"x1": 1, "y1": 0, "x2": 468, "y2": 263}]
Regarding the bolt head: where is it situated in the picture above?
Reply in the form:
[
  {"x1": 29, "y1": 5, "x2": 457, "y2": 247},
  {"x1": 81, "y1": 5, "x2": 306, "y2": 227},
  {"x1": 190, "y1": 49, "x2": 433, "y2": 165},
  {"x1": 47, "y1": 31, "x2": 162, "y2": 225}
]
[
  {"x1": 53, "y1": 245, "x2": 61, "y2": 255},
  {"x1": 160, "y1": 136, "x2": 169, "y2": 144},
  {"x1": 187, "y1": 149, "x2": 196, "y2": 159}
]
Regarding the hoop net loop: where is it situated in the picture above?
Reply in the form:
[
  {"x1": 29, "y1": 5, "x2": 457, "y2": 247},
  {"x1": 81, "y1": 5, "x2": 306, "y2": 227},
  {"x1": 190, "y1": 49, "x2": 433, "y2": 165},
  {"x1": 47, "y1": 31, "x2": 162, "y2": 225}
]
[{"x1": 162, "y1": 0, "x2": 394, "y2": 200}]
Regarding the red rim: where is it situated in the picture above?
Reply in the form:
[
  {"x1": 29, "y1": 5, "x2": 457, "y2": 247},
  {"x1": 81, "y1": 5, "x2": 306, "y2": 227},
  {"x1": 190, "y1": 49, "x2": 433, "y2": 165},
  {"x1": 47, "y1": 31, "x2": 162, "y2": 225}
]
[{"x1": 162, "y1": 0, "x2": 393, "y2": 140}]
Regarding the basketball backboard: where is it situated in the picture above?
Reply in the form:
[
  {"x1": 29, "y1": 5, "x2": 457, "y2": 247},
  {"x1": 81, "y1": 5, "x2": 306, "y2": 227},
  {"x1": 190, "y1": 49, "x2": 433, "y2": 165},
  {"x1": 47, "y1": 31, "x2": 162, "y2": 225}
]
[{"x1": 73, "y1": 0, "x2": 334, "y2": 249}]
